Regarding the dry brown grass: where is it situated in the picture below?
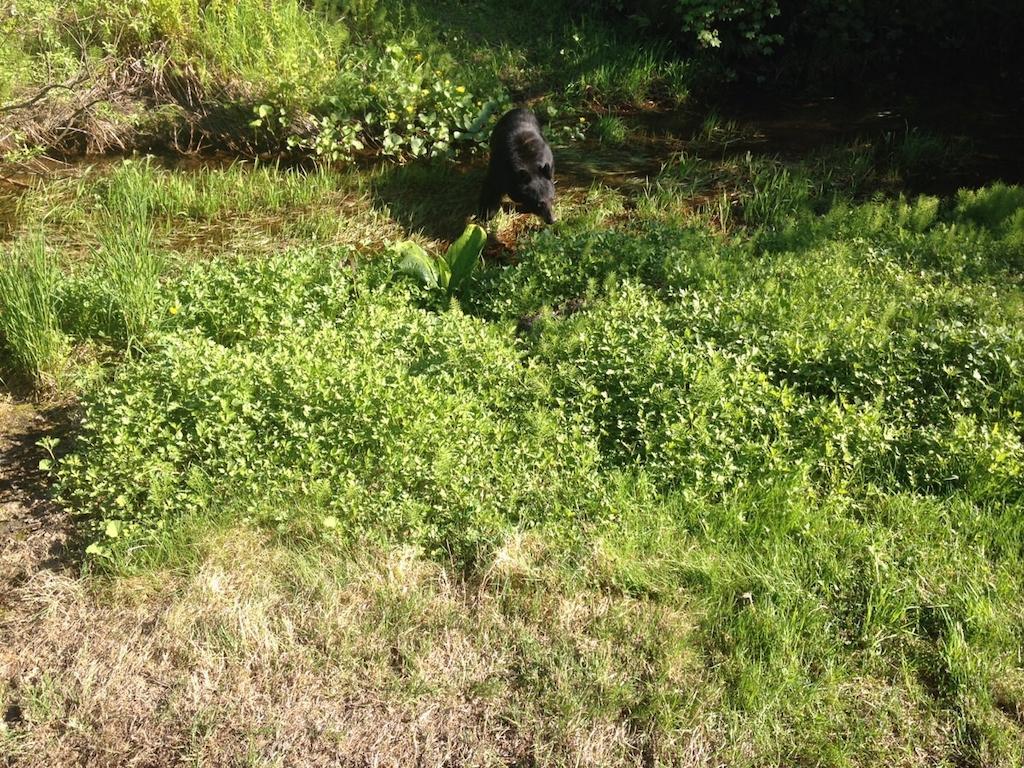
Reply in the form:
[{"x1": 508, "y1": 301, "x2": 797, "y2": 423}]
[{"x1": 0, "y1": 528, "x2": 725, "y2": 767}]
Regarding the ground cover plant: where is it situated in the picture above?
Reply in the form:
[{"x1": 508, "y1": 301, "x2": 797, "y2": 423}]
[
  {"x1": 3, "y1": 1, "x2": 1024, "y2": 766},
  {"x1": 3, "y1": 153, "x2": 1023, "y2": 764}
]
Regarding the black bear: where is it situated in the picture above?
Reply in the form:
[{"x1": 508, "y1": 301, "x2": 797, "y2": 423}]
[{"x1": 478, "y1": 108, "x2": 556, "y2": 224}]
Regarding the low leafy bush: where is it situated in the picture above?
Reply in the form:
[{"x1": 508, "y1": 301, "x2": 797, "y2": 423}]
[
  {"x1": 58, "y1": 250, "x2": 606, "y2": 563},
  {"x1": 285, "y1": 42, "x2": 512, "y2": 161},
  {"x1": 465, "y1": 224, "x2": 717, "y2": 319},
  {"x1": 57, "y1": 188, "x2": 1024, "y2": 560}
]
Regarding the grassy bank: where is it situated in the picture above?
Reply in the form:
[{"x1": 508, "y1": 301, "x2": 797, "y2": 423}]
[
  {"x1": 1, "y1": 143, "x2": 1023, "y2": 763},
  {"x1": 2, "y1": 1, "x2": 1024, "y2": 765}
]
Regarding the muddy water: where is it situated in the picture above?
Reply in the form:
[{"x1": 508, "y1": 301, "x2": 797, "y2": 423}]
[
  {"x1": 3, "y1": 89, "x2": 1023, "y2": 224},
  {"x1": 556, "y1": 87, "x2": 1024, "y2": 196}
]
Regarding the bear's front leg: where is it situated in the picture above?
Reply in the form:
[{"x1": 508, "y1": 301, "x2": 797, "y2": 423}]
[{"x1": 477, "y1": 171, "x2": 504, "y2": 221}]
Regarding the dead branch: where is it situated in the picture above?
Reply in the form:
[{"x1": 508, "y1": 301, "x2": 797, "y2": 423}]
[
  {"x1": 0, "y1": 175, "x2": 30, "y2": 188},
  {"x1": 0, "y1": 73, "x2": 90, "y2": 114}
]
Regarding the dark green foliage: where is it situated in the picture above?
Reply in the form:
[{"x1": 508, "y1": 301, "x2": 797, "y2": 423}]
[{"x1": 573, "y1": 0, "x2": 1024, "y2": 85}]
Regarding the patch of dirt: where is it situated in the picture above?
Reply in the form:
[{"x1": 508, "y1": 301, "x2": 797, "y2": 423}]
[{"x1": 0, "y1": 395, "x2": 80, "y2": 601}]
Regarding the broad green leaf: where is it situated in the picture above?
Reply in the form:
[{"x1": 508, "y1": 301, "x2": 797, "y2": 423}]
[
  {"x1": 464, "y1": 100, "x2": 500, "y2": 137},
  {"x1": 436, "y1": 256, "x2": 452, "y2": 291},
  {"x1": 444, "y1": 223, "x2": 487, "y2": 295},
  {"x1": 395, "y1": 241, "x2": 439, "y2": 289},
  {"x1": 85, "y1": 542, "x2": 109, "y2": 557}
]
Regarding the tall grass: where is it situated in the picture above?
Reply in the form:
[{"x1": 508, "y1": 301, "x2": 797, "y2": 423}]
[
  {"x1": 197, "y1": 0, "x2": 347, "y2": 105},
  {"x1": 95, "y1": 166, "x2": 165, "y2": 347},
  {"x1": 741, "y1": 155, "x2": 813, "y2": 229},
  {"x1": 568, "y1": 36, "x2": 689, "y2": 107},
  {"x1": 0, "y1": 235, "x2": 68, "y2": 385},
  {"x1": 593, "y1": 115, "x2": 628, "y2": 144},
  {"x1": 98, "y1": 159, "x2": 343, "y2": 222}
]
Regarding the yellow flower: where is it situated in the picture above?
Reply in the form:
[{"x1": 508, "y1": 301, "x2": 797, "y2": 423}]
[
  {"x1": 455, "y1": 85, "x2": 466, "y2": 94},
  {"x1": 405, "y1": 105, "x2": 414, "y2": 114},
  {"x1": 421, "y1": 89, "x2": 429, "y2": 96},
  {"x1": 414, "y1": 53, "x2": 423, "y2": 62},
  {"x1": 579, "y1": 116, "x2": 586, "y2": 122},
  {"x1": 168, "y1": 304, "x2": 180, "y2": 316},
  {"x1": 387, "y1": 110, "x2": 397, "y2": 121}
]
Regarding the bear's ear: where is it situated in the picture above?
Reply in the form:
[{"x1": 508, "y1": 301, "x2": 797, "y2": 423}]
[
  {"x1": 517, "y1": 169, "x2": 532, "y2": 185},
  {"x1": 540, "y1": 163, "x2": 552, "y2": 180}
]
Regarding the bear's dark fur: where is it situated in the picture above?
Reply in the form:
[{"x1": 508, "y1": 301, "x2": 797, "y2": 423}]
[{"x1": 478, "y1": 108, "x2": 556, "y2": 224}]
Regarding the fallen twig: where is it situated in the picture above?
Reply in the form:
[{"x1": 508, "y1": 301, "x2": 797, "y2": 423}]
[
  {"x1": 0, "y1": 174, "x2": 30, "y2": 188},
  {"x1": 0, "y1": 73, "x2": 90, "y2": 114}
]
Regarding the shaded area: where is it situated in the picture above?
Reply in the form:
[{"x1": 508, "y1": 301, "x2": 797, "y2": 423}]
[
  {"x1": 344, "y1": 90, "x2": 1024, "y2": 258},
  {"x1": 367, "y1": 159, "x2": 486, "y2": 241},
  {"x1": 0, "y1": 189, "x2": 21, "y2": 240},
  {"x1": 0, "y1": 398, "x2": 81, "y2": 595},
  {"x1": 555, "y1": 133, "x2": 674, "y2": 190},
  {"x1": 706, "y1": 86, "x2": 1024, "y2": 195}
]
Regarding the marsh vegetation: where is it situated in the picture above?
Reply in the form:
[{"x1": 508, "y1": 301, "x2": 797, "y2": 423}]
[{"x1": 2, "y1": 1, "x2": 1023, "y2": 765}]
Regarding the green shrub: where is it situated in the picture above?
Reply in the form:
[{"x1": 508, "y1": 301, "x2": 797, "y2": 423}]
[
  {"x1": 57, "y1": 250, "x2": 605, "y2": 563},
  {"x1": 572, "y1": 0, "x2": 782, "y2": 60},
  {"x1": 465, "y1": 224, "x2": 716, "y2": 319},
  {"x1": 313, "y1": 43, "x2": 509, "y2": 160},
  {"x1": 535, "y1": 281, "x2": 801, "y2": 492},
  {"x1": 954, "y1": 183, "x2": 1024, "y2": 233},
  {"x1": 59, "y1": 188, "x2": 1024, "y2": 562}
]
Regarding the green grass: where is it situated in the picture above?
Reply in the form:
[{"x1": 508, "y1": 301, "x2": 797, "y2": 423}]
[
  {"x1": 2, "y1": 3, "x2": 1023, "y2": 763},
  {"x1": 741, "y1": 154, "x2": 814, "y2": 228},
  {"x1": 93, "y1": 170, "x2": 166, "y2": 347},
  {"x1": 3, "y1": 171, "x2": 1011, "y2": 764},
  {"x1": 0, "y1": 234, "x2": 69, "y2": 386},
  {"x1": 592, "y1": 115, "x2": 628, "y2": 145}
]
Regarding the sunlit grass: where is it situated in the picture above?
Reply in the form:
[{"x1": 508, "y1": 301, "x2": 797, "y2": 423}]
[
  {"x1": 3, "y1": 107, "x2": 1024, "y2": 768},
  {"x1": 0, "y1": 234, "x2": 68, "y2": 386}
]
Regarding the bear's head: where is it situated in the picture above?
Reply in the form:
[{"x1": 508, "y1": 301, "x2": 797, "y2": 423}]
[{"x1": 514, "y1": 163, "x2": 556, "y2": 224}]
